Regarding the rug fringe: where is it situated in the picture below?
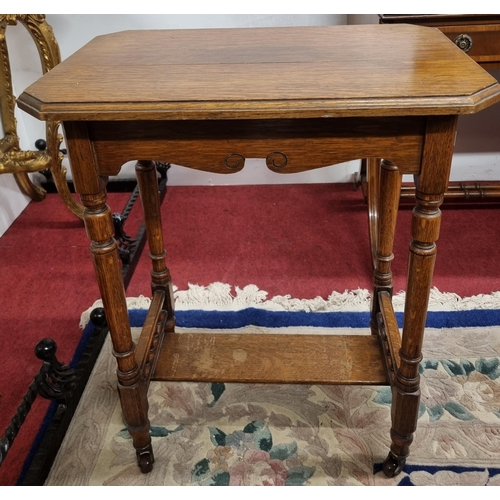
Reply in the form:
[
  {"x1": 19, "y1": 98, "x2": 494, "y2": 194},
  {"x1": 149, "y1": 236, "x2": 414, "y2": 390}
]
[
  {"x1": 79, "y1": 283, "x2": 500, "y2": 329},
  {"x1": 79, "y1": 295, "x2": 153, "y2": 328}
]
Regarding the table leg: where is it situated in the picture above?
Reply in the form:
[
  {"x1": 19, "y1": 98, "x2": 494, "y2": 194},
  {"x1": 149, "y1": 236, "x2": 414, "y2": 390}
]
[
  {"x1": 82, "y1": 188, "x2": 154, "y2": 472},
  {"x1": 382, "y1": 116, "x2": 457, "y2": 477},
  {"x1": 383, "y1": 188, "x2": 441, "y2": 476},
  {"x1": 371, "y1": 160, "x2": 402, "y2": 334},
  {"x1": 135, "y1": 160, "x2": 175, "y2": 329},
  {"x1": 63, "y1": 122, "x2": 153, "y2": 473}
]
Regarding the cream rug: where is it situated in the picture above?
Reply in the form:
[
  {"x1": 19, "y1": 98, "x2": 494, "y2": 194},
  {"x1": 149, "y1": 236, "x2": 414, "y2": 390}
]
[{"x1": 46, "y1": 286, "x2": 500, "y2": 486}]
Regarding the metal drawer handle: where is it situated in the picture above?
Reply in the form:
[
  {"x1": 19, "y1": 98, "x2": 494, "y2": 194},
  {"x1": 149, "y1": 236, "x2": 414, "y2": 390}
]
[{"x1": 454, "y1": 34, "x2": 473, "y2": 53}]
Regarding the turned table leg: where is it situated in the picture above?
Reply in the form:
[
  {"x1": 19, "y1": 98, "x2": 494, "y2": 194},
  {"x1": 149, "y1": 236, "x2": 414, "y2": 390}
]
[
  {"x1": 382, "y1": 116, "x2": 457, "y2": 477},
  {"x1": 371, "y1": 159, "x2": 402, "y2": 334},
  {"x1": 82, "y1": 188, "x2": 154, "y2": 473},
  {"x1": 135, "y1": 160, "x2": 175, "y2": 330},
  {"x1": 63, "y1": 122, "x2": 154, "y2": 473},
  {"x1": 383, "y1": 189, "x2": 441, "y2": 476}
]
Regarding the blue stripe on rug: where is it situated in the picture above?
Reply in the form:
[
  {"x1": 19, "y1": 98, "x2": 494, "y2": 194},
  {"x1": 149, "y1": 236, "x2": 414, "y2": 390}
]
[
  {"x1": 129, "y1": 308, "x2": 500, "y2": 330},
  {"x1": 373, "y1": 463, "x2": 500, "y2": 486}
]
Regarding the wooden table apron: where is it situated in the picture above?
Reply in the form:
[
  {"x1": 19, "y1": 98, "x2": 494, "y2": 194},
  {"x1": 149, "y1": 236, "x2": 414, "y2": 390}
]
[{"x1": 16, "y1": 24, "x2": 500, "y2": 477}]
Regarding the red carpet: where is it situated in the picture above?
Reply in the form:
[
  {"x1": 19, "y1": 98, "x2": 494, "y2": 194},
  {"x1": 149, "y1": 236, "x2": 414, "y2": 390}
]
[
  {"x1": 0, "y1": 190, "x2": 134, "y2": 485},
  {"x1": 128, "y1": 183, "x2": 500, "y2": 298},
  {"x1": 1, "y1": 183, "x2": 500, "y2": 485}
]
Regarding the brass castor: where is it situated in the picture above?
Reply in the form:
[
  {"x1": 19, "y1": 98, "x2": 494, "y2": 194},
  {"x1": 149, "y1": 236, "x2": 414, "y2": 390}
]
[
  {"x1": 382, "y1": 451, "x2": 406, "y2": 478},
  {"x1": 137, "y1": 444, "x2": 155, "y2": 473}
]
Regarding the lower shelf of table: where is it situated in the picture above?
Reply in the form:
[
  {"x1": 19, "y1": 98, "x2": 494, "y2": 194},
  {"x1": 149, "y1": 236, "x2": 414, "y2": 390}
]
[{"x1": 152, "y1": 332, "x2": 389, "y2": 385}]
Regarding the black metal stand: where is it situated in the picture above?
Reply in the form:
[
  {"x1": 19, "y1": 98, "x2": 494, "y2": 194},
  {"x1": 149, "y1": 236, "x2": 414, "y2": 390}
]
[
  {"x1": 0, "y1": 338, "x2": 76, "y2": 469},
  {"x1": 19, "y1": 309, "x2": 108, "y2": 485}
]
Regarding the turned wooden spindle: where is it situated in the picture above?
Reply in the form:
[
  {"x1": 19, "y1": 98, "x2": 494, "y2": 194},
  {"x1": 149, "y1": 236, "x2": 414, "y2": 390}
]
[
  {"x1": 371, "y1": 159, "x2": 402, "y2": 334},
  {"x1": 135, "y1": 160, "x2": 176, "y2": 329}
]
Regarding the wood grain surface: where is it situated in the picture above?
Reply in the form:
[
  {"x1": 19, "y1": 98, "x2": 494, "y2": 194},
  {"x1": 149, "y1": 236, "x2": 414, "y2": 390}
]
[
  {"x1": 18, "y1": 25, "x2": 500, "y2": 121},
  {"x1": 154, "y1": 332, "x2": 389, "y2": 385}
]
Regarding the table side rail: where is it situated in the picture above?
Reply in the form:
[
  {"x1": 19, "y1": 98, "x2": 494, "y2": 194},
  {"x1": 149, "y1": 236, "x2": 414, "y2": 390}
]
[
  {"x1": 134, "y1": 290, "x2": 168, "y2": 384},
  {"x1": 376, "y1": 291, "x2": 402, "y2": 385}
]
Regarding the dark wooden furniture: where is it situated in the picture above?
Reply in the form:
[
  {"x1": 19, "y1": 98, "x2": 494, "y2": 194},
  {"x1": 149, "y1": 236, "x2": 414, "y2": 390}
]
[
  {"x1": 380, "y1": 15, "x2": 500, "y2": 70},
  {"x1": 17, "y1": 25, "x2": 500, "y2": 478},
  {"x1": 361, "y1": 15, "x2": 500, "y2": 262},
  {"x1": 380, "y1": 14, "x2": 500, "y2": 200}
]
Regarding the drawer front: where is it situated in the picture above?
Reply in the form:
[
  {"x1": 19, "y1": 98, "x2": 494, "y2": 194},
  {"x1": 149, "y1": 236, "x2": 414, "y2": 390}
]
[{"x1": 438, "y1": 25, "x2": 500, "y2": 64}]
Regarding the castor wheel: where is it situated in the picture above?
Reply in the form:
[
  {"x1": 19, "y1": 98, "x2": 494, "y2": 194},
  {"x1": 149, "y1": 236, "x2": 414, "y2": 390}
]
[
  {"x1": 136, "y1": 444, "x2": 155, "y2": 473},
  {"x1": 382, "y1": 451, "x2": 406, "y2": 477}
]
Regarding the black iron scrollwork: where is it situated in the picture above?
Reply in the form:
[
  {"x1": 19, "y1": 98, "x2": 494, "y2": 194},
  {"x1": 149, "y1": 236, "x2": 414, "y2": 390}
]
[
  {"x1": 0, "y1": 338, "x2": 76, "y2": 467},
  {"x1": 113, "y1": 212, "x2": 136, "y2": 265},
  {"x1": 113, "y1": 161, "x2": 171, "y2": 273},
  {"x1": 35, "y1": 339, "x2": 76, "y2": 400}
]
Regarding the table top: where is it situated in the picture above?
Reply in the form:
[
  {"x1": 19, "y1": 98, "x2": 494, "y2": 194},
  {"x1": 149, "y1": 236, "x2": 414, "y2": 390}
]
[{"x1": 18, "y1": 24, "x2": 500, "y2": 121}]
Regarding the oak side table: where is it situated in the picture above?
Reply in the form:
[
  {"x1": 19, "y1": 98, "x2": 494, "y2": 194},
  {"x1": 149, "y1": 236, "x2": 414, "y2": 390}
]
[{"x1": 18, "y1": 25, "x2": 500, "y2": 477}]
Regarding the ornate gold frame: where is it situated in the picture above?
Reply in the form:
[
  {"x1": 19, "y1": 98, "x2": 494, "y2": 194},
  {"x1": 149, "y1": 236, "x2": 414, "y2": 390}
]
[{"x1": 0, "y1": 14, "x2": 83, "y2": 218}]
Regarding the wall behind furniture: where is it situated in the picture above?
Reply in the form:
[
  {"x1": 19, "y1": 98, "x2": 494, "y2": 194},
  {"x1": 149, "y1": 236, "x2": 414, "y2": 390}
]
[
  {"x1": 348, "y1": 14, "x2": 500, "y2": 185},
  {"x1": 1, "y1": 14, "x2": 349, "y2": 237},
  {"x1": 1, "y1": 13, "x2": 500, "y2": 236}
]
